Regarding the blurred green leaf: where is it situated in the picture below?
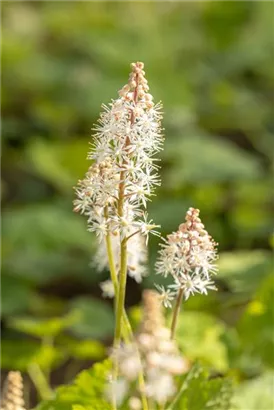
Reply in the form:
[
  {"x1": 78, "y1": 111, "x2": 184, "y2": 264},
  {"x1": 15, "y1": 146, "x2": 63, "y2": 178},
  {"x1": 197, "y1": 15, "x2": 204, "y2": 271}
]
[
  {"x1": 163, "y1": 134, "x2": 262, "y2": 187},
  {"x1": 2, "y1": 204, "x2": 97, "y2": 284},
  {"x1": 176, "y1": 312, "x2": 229, "y2": 372},
  {"x1": 9, "y1": 313, "x2": 78, "y2": 338},
  {"x1": 236, "y1": 274, "x2": 274, "y2": 369},
  {"x1": 35, "y1": 360, "x2": 112, "y2": 410},
  {"x1": 67, "y1": 339, "x2": 106, "y2": 361},
  {"x1": 26, "y1": 139, "x2": 91, "y2": 192},
  {"x1": 218, "y1": 251, "x2": 273, "y2": 294},
  {"x1": 232, "y1": 372, "x2": 274, "y2": 410},
  {"x1": 68, "y1": 297, "x2": 114, "y2": 339},
  {"x1": 175, "y1": 363, "x2": 232, "y2": 410},
  {"x1": 1, "y1": 340, "x2": 65, "y2": 372},
  {"x1": 1, "y1": 274, "x2": 36, "y2": 316}
]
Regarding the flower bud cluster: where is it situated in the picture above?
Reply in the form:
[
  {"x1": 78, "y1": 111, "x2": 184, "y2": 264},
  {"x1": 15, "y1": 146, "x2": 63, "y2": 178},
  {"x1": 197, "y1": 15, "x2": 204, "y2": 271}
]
[
  {"x1": 1, "y1": 371, "x2": 26, "y2": 410},
  {"x1": 110, "y1": 291, "x2": 189, "y2": 406},
  {"x1": 74, "y1": 62, "x2": 163, "y2": 248},
  {"x1": 155, "y1": 207, "x2": 218, "y2": 303}
]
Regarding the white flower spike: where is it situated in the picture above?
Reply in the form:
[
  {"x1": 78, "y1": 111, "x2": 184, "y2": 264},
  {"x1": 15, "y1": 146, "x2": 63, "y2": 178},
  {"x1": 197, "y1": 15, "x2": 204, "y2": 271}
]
[
  {"x1": 74, "y1": 62, "x2": 164, "y2": 280},
  {"x1": 155, "y1": 207, "x2": 218, "y2": 304}
]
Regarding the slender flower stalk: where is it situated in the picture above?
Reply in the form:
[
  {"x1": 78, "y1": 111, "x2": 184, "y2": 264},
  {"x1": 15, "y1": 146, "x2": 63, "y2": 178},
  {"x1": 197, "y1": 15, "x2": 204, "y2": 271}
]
[
  {"x1": 105, "y1": 227, "x2": 148, "y2": 410},
  {"x1": 74, "y1": 61, "x2": 162, "y2": 410},
  {"x1": 170, "y1": 288, "x2": 184, "y2": 340},
  {"x1": 155, "y1": 208, "x2": 218, "y2": 338}
]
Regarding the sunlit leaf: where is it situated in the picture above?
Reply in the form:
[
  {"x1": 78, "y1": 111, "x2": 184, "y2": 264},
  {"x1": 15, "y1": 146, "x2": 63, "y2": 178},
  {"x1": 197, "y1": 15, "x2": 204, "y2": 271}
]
[{"x1": 176, "y1": 312, "x2": 229, "y2": 372}]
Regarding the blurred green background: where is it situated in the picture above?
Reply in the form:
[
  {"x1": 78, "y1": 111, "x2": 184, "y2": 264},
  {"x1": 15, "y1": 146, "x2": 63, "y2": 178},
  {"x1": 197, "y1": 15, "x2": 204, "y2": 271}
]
[{"x1": 1, "y1": 1, "x2": 274, "y2": 408}]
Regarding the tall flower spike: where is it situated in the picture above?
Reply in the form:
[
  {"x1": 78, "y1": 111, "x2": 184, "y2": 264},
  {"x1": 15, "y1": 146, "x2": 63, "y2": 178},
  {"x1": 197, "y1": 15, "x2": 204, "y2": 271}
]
[
  {"x1": 74, "y1": 62, "x2": 163, "y2": 243},
  {"x1": 155, "y1": 207, "x2": 218, "y2": 303},
  {"x1": 1, "y1": 371, "x2": 26, "y2": 410},
  {"x1": 74, "y1": 62, "x2": 163, "y2": 275}
]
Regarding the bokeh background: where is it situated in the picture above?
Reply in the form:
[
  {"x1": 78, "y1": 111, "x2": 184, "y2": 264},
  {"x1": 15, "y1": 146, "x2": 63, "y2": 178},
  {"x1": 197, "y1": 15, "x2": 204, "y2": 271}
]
[{"x1": 2, "y1": 1, "x2": 274, "y2": 408}]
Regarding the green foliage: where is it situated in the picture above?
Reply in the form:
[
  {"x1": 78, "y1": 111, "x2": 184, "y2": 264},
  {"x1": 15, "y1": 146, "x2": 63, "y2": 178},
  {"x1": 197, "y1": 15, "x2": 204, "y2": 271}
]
[
  {"x1": 67, "y1": 339, "x2": 106, "y2": 361},
  {"x1": 218, "y1": 251, "x2": 273, "y2": 294},
  {"x1": 9, "y1": 313, "x2": 78, "y2": 338},
  {"x1": 68, "y1": 297, "x2": 115, "y2": 339},
  {"x1": 1, "y1": 340, "x2": 65, "y2": 373},
  {"x1": 168, "y1": 363, "x2": 232, "y2": 410},
  {"x1": 2, "y1": 204, "x2": 96, "y2": 287},
  {"x1": 236, "y1": 274, "x2": 274, "y2": 369},
  {"x1": 162, "y1": 134, "x2": 262, "y2": 187},
  {"x1": 35, "y1": 360, "x2": 112, "y2": 410},
  {"x1": 1, "y1": 274, "x2": 37, "y2": 316},
  {"x1": 232, "y1": 372, "x2": 274, "y2": 410},
  {"x1": 176, "y1": 312, "x2": 228, "y2": 372}
]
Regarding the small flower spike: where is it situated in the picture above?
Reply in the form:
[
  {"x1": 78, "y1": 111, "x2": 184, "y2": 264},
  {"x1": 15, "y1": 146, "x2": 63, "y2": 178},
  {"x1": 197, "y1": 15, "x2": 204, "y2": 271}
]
[
  {"x1": 109, "y1": 291, "x2": 189, "y2": 406},
  {"x1": 155, "y1": 207, "x2": 218, "y2": 304},
  {"x1": 1, "y1": 371, "x2": 26, "y2": 410}
]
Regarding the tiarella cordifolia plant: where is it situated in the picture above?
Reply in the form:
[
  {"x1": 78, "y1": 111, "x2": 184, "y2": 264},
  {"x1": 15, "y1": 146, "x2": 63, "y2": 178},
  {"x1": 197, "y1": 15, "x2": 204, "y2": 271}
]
[
  {"x1": 74, "y1": 61, "x2": 163, "y2": 410},
  {"x1": 74, "y1": 62, "x2": 219, "y2": 409}
]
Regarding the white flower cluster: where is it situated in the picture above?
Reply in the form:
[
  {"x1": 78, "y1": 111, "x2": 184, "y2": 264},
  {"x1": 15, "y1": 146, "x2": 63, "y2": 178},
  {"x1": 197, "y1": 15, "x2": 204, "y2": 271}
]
[
  {"x1": 155, "y1": 207, "x2": 218, "y2": 304},
  {"x1": 74, "y1": 62, "x2": 163, "y2": 246},
  {"x1": 109, "y1": 291, "x2": 189, "y2": 406}
]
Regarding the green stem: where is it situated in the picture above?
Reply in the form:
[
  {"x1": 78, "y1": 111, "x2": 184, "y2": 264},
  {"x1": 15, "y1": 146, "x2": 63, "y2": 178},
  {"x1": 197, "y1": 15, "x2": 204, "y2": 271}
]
[
  {"x1": 27, "y1": 363, "x2": 53, "y2": 401},
  {"x1": 114, "y1": 236, "x2": 127, "y2": 345},
  {"x1": 170, "y1": 288, "x2": 184, "y2": 340},
  {"x1": 105, "y1": 227, "x2": 131, "y2": 342},
  {"x1": 166, "y1": 364, "x2": 198, "y2": 410},
  {"x1": 138, "y1": 371, "x2": 149, "y2": 410},
  {"x1": 105, "y1": 211, "x2": 148, "y2": 410}
]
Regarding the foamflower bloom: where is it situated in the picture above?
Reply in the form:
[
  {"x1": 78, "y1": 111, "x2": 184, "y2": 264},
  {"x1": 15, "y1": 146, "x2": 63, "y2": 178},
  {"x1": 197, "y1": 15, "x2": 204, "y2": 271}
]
[
  {"x1": 109, "y1": 291, "x2": 189, "y2": 405},
  {"x1": 74, "y1": 62, "x2": 164, "y2": 282},
  {"x1": 155, "y1": 207, "x2": 218, "y2": 304},
  {"x1": 74, "y1": 62, "x2": 163, "y2": 241}
]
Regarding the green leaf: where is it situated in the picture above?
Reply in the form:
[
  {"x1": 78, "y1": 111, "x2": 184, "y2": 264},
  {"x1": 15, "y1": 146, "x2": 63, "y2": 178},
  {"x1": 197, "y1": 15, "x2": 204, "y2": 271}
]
[
  {"x1": 35, "y1": 360, "x2": 112, "y2": 410},
  {"x1": 68, "y1": 297, "x2": 115, "y2": 339},
  {"x1": 163, "y1": 134, "x2": 262, "y2": 187},
  {"x1": 171, "y1": 363, "x2": 233, "y2": 410},
  {"x1": 1, "y1": 274, "x2": 36, "y2": 316},
  {"x1": 232, "y1": 372, "x2": 274, "y2": 410},
  {"x1": 176, "y1": 312, "x2": 229, "y2": 372},
  {"x1": 237, "y1": 274, "x2": 274, "y2": 369},
  {"x1": 68, "y1": 339, "x2": 106, "y2": 360},
  {"x1": 2, "y1": 204, "x2": 96, "y2": 285},
  {"x1": 1, "y1": 340, "x2": 65, "y2": 372},
  {"x1": 218, "y1": 251, "x2": 273, "y2": 294},
  {"x1": 26, "y1": 139, "x2": 91, "y2": 192},
  {"x1": 9, "y1": 313, "x2": 78, "y2": 338}
]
